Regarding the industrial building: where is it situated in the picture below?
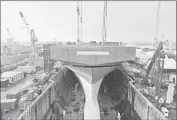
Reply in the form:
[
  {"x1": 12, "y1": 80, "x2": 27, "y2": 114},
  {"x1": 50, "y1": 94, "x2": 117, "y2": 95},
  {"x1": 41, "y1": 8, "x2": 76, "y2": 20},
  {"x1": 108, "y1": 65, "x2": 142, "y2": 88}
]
[
  {"x1": 1, "y1": 78, "x2": 9, "y2": 87},
  {"x1": 16, "y1": 65, "x2": 36, "y2": 74},
  {"x1": 163, "y1": 57, "x2": 176, "y2": 84},
  {"x1": 1, "y1": 29, "x2": 19, "y2": 56},
  {"x1": 6, "y1": 92, "x2": 21, "y2": 101},
  {"x1": 1, "y1": 71, "x2": 25, "y2": 85},
  {"x1": 1, "y1": 99, "x2": 18, "y2": 114}
]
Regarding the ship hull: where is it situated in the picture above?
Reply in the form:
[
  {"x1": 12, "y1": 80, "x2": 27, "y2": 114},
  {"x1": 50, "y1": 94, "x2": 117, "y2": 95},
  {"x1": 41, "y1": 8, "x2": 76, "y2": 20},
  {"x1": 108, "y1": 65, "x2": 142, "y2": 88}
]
[{"x1": 1, "y1": 54, "x2": 29, "y2": 67}]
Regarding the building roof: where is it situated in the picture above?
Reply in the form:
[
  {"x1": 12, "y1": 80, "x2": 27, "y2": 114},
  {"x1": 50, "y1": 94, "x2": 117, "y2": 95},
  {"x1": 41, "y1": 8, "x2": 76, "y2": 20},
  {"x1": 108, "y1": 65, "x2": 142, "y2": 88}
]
[
  {"x1": 54, "y1": 61, "x2": 62, "y2": 68},
  {"x1": 164, "y1": 57, "x2": 176, "y2": 70},
  {"x1": 18, "y1": 45, "x2": 32, "y2": 52},
  {"x1": 1, "y1": 99, "x2": 17, "y2": 103},
  {"x1": 125, "y1": 44, "x2": 136, "y2": 47},
  {"x1": 136, "y1": 50, "x2": 154, "y2": 62},
  {"x1": 1, "y1": 78, "x2": 8, "y2": 81},
  {"x1": 145, "y1": 56, "x2": 176, "y2": 70},
  {"x1": 1, "y1": 71, "x2": 23, "y2": 78}
]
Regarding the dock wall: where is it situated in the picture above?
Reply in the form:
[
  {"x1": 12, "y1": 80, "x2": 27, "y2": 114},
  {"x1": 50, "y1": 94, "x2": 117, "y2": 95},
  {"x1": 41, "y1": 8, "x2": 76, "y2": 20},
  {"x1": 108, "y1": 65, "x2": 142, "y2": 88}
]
[
  {"x1": 17, "y1": 68, "x2": 167, "y2": 120},
  {"x1": 127, "y1": 80, "x2": 167, "y2": 120}
]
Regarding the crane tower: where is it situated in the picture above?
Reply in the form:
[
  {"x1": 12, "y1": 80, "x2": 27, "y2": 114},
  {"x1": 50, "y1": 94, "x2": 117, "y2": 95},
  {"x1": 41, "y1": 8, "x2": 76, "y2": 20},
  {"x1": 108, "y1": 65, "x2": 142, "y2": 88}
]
[{"x1": 19, "y1": 11, "x2": 38, "y2": 58}]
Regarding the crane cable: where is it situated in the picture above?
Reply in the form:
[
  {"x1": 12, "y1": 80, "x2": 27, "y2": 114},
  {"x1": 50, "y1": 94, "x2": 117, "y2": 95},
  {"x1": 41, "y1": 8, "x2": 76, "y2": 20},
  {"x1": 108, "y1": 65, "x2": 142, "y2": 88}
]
[
  {"x1": 77, "y1": 1, "x2": 79, "y2": 43},
  {"x1": 77, "y1": 1, "x2": 83, "y2": 44},
  {"x1": 153, "y1": 1, "x2": 162, "y2": 82},
  {"x1": 81, "y1": 2, "x2": 83, "y2": 43},
  {"x1": 154, "y1": 1, "x2": 161, "y2": 50},
  {"x1": 102, "y1": 1, "x2": 105, "y2": 43},
  {"x1": 102, "y1": 1, "x2": 107, "y2": 44}
]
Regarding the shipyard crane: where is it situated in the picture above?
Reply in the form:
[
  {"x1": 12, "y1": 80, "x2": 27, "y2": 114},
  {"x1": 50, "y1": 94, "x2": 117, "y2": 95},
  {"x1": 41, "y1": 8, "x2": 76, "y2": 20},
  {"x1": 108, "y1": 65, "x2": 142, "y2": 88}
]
[
  {"x1": 145, "y1": 1, "x2": 165, "y2": 94},
  {"x1": 145, "y1": 41, "x2": 165, "y2": 96},
  {"x1": 145, "y1": 42, "x2": 164, "y2": 79},
  {"x1": 19, "y1": 11, "x2": 38, "y2": 58},
  {"x1": 145, "y1": 1, "x2": 166, "y2": 95}
]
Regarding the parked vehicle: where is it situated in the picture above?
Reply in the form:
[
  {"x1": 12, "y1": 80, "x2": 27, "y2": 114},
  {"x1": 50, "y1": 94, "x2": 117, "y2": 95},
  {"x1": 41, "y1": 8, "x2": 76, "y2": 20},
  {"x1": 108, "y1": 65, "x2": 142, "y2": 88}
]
[
  {"x1": 4, "y1": 109, "x2": 9, "y2": 113},
  {"x1": 74, "y1": 104, "x2": 80, "y2": 112},
  {"x1": 27, "y1": 90, "x2": 35, "y2": 101},
  {"x1": 33, "y1": 78, "x2": 38, "y2": 83},
  {"x1": 36, "y1": 66, "x2": 43, "y2": 71},
  {"x1": 70, "y1": 94, "x2": 75, "y2": 101},
  {"x1": 33, "y1": 93, "x2": 39, "y2": 99},
  {"x1": 161, "y1": 107, "x2": 169, "y2": 118}
]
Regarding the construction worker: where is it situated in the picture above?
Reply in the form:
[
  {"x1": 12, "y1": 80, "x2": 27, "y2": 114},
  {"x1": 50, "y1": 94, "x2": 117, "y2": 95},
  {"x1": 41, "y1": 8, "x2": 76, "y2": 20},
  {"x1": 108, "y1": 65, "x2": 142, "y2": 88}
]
[{"x1": 117, "y1": 112, "x2": 121, "y2": 120}]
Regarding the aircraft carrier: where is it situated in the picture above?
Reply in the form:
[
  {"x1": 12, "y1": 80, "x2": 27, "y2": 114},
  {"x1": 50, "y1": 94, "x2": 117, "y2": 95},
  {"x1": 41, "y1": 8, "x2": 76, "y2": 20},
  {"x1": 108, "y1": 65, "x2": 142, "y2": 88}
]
[
  {"x1": 1, "y1": 41, "x2": 175, "y2": 120},
  {"x1": 1, "y1": 1, "x2": 176, "y2": 120}
]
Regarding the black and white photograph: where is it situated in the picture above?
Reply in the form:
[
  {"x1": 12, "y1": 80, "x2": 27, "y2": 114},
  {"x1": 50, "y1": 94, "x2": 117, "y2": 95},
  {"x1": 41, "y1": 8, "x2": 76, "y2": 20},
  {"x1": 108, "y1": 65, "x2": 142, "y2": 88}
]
[{"x1": 0, "y1": 1, "x2": 176, "y2": 120}]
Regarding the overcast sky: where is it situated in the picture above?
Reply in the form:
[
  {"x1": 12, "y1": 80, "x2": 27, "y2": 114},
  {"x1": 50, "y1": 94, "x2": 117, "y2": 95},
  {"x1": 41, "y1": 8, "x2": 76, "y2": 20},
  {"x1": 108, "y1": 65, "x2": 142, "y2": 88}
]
[{"x1": 1, "y1": 1, "x2": 176, "y2": 44}]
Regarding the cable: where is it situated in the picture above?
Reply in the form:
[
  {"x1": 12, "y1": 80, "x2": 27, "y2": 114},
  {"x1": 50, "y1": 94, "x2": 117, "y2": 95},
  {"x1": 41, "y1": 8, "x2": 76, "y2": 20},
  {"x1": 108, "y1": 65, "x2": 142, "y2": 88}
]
[
  {"x1": 102, "y1": 2, "x2": 105, "y2": 43},
  {"x1": 102, "y1": 1, "x2": 107, "y2": 44},
  {"x1": 77, "y1": 1, "x2": 80, "y2": 43},
  {"x1": 80, "y1": 2, "x2": 83, "y2": 43},
  {"x1": 105, "y1": 1, "x2": 107, "y2": 42},
  {"x1": 154, "y1": 1, "x2": 161, "y2": 50},
  {"x1": 77, "y1": 1, "x2": 83, "y2": 44}
]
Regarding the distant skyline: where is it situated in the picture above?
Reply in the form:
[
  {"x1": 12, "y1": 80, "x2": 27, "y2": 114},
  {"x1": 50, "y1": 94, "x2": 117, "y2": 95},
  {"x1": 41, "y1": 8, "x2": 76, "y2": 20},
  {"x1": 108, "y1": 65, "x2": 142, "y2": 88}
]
[{"x1": 1, "y1": 1, "x2": 176, "y2": 44}]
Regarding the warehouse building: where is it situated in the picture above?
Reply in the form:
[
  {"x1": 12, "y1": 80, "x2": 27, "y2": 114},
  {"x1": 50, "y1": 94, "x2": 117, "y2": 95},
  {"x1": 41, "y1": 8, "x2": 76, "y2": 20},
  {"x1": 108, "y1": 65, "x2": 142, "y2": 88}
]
[
  {"x1": 16, "y1": 65, "x2": 36, "y2": 74},
  {"x1": 163, "y1": 56, "x2": 176, "y2": 84},
  {"x1": 5, "y1": 86, "x2": 22, "y2": 101},
  {"x1": 0, "y1": 78, "x2": 9, "y2": 87},
  {"x1": 1, "y1": 99, "x2": 18, "y2": 114},
  {"x1": 1, "y1": 71, "x2": 25, "y2": 85}
]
